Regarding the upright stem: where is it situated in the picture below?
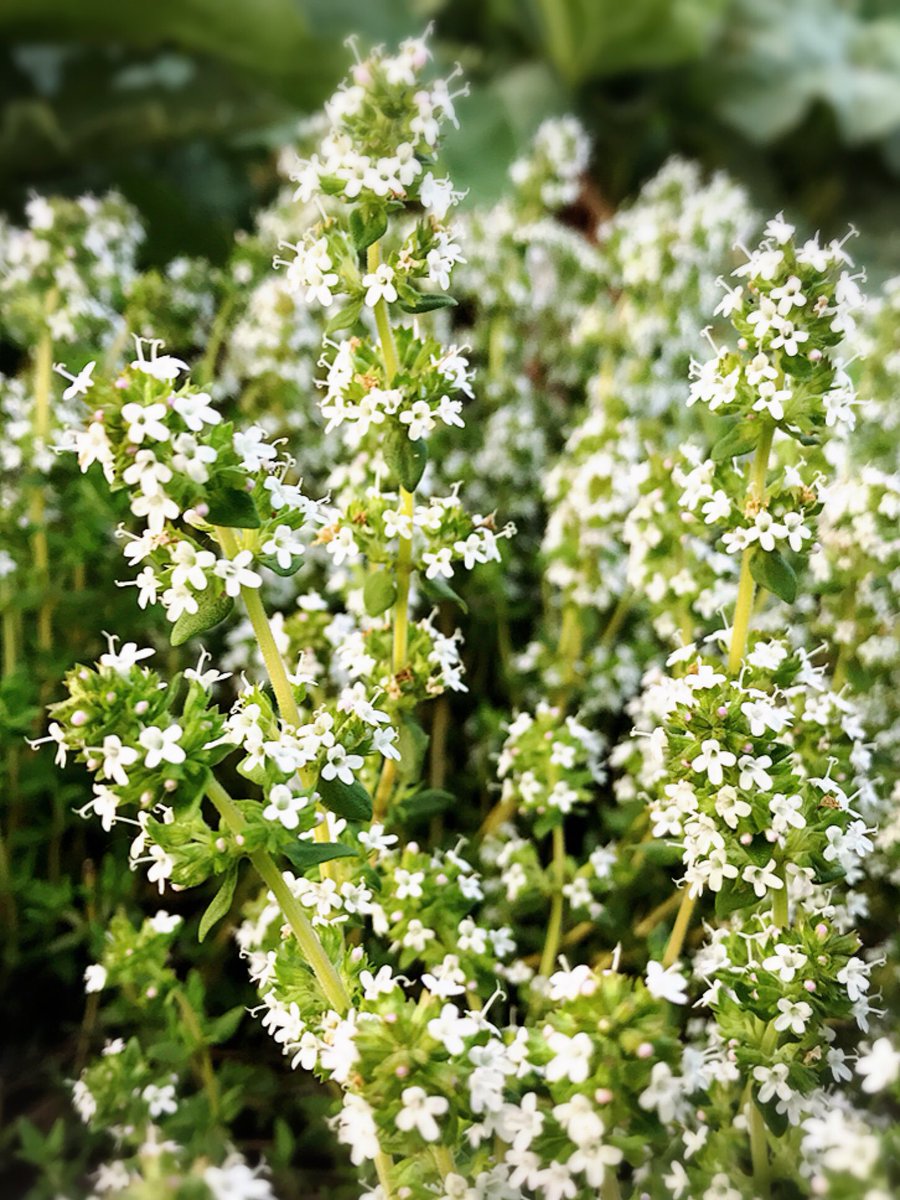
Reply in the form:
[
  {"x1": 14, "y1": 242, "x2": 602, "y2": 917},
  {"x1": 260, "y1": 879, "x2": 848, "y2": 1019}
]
[
  {"x1": 600, "y1": 1172, "x2": 623, "y2": 1200},
  {"x1": 217, "y1": 526, "x2": 301, "y2": 725},
  {"x1": 172, "y1": 987, "x2": 221, "y2": 1116},
  {"x1": 214, "y1": 527, "x2": 333, "y2": 859},
  {"x1": 205, "y1": 776, "x2": 349, "y2": 1013},
  {"x1": 772, "y1": 862, "x2": 789, "y2": 928},
  {"x1": 748, "y1": 1099, "x2": 770, "y2": 1197},
  {"x1": 368, "y1": 240, "x2": 414, "y2": 815},
  {"x1": 31, "y1": 320, "x2": 55, "y2": 651},
  {"x1": 539, "y1": 823, "x2": 566, "y2": 976},
  {"x1": 374, "y1": 1149, "x2": 395, "y2": 1199},
  {"x1": 728, "y1": 421, "x2": 775, "y2": 675},
  {"x1": 662, "y1": 890, "x2": 696, "y2": 968}
]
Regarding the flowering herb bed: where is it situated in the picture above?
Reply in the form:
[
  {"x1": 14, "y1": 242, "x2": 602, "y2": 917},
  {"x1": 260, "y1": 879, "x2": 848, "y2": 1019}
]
[{"x1": 3, "y1": 27, "x2": 900, "y2": 1200}]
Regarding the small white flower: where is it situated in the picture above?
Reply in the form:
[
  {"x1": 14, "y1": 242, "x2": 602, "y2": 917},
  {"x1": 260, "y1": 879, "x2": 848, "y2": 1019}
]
[
  {"x1": 857, "y1": 1037, "x2": 900, "y2": 1093},
  {"x1": 215, "y1": 550, "x2": 262, "y2": 596},
  {"x1": 773, "y1": 997, "x2": 812, "y2": 1035},
  {"x1": 139, "y1": 724, "x2": 186, "y2": 769},
  {"x1": 362, "y1": 262, "x2": 397, "y2": 307},
  {"x1": 84, "y1": 963, "x2": 107, "y2": 993},
  {"x1": 645, "y1": 960, "x2": 689, "y2": 1005},
  {"x1": 395, "y1": 1086, "x2": 449, "y2": 1142}
]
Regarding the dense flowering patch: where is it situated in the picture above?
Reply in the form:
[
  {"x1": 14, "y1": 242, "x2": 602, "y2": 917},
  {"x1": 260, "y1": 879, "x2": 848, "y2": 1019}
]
[{"x1": 6, "y1": 26, "x2": 899, "y2": 1200}]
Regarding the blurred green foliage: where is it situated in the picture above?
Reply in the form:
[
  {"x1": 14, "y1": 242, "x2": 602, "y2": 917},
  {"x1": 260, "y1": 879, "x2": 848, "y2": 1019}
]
[{"x1": 2, "y1": 0, "x2": 899, "y2": 267}]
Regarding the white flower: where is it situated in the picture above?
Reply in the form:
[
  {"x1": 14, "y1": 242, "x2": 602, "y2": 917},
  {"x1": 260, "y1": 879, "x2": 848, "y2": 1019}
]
[
  {"x1": 741, "y1": 858, "x2": 783, "y2": 898},
  {"x1": 774, "y1": 997, "x2": 812, "y2": 1035},
  {"x1": 856, "y1": 1037, "x2": 900, "y2": 1093},
  {"x1": 262, "y1": 525, "x2": 306, "y2": 570},
  {"x1": 394, "y1": 1086, "x2": 448, "y2": 1142},
  {"x1": 753, "y1": 1061, "x2": 792, "y2": 1103},
  {"x1": 362, "y1": 263, "x2": 397, "y2": 307},
  {"x1": 358, "y1": 823, "x2": 398, "y2": 855},
  {"x1": 427, "y1": 1003, "x2": 479, "y2": 1055},
  {"x1": 98, "y1": 735, "x2": 139, "y2": 786},
  {"x1": 321, "y1": 744, "x2": 363, "y2": 786},
  {"x1": 55, "y1": 360, "x2": 96, "y2": 400},
  {"x1": 690, "y1": 738, "x2": 736, "y2": 786},
  {"x1": 142, "y1": 1082, "x2": 178, "y2": 1117},
  {"x1": 423, "y1": 548, "x2": 454, "y2": 580},
  {"x1": 233, "y1": 425, "x2": 277, "y2": 471},
  {"x1": 420, "y1": 172, "x2": 458, "y2": 220},
  {"x1": 263, "y1": 784, "x2": 308, "y2": 830},
  {"x1": 645, "y1": 960, "x2": 688, "y2": 1005},
  {"x1": 139, "y1": 725, "x2": 186, "y2": 769},
  {"x1": 84, "y1": 963, "x2": 107, "y2": 993},
  {"x1": 203, "y1": 1157, "x2": 275, "y2": 1200},
  {"x1": 121, "y1": 402, "x2": 169, "y2": 444},
  {"x1": 837, "y1": 956, "x2": 870, "y2": 1002},
  {"x1": 762, "y1": 943, "x2": 808, "y2": 983},
  {"x1": 215, "y1": 550, "x2": 262, "y2": 596},
  {"x1": 172, "y1": 391, "x2": 221, "y2": 432},
  {"x1": 99, "y1": 639, "x2": 154, "y2": 675},
  {"x1": 544, "y1": 1029, "x2": 593, "y2": 1084},
  {"x1": 738, "y1": 754, "x2": 772, "y2": 790}
]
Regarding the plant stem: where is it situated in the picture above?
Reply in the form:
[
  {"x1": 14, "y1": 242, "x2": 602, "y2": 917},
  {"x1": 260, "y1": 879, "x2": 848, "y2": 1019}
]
[
  {"x1": 374, "y1": 1149, "x2": 395, "y2": 1199},
  {"x1": 432, "y1": 1145, "x2": 456, "y2": 1179},
  {"x1": 539, "y1": 823, "x2": 566, "y2": 976},
  {"x1": 31, "y1": 319, "x2": 55, "y2": 651},
  {"x1": 214, "y1": 526, "x2": 332, "y2": 859},
  {"x1": 772, "y1": 862, "x2": 789, "y2": 928},
  {"x1": 216, "y1": 526, "x2": 301, "y2": 725},
  {"x1": 634, "y1": 890, "x2": 682, "y2": 939},
  {"x1": 205, "y1": 776, "x2": 349, "y2": 1013},
  {"x1": 748, "y1": 1099, "x2": 770, "y2": 1197},
  {"x1": 600, "y1": 589, "x2": 632, "y2": 648},
  {"x1": 172, "y1": 986, "x2": 221, "y2": 1116},
  {"x1": 600, "y1": 1171, "x2": 622, "y2": 1200},
  {"x1": 662, "y1": 890, "x2": 696, "y2": 968},
  {"x1": 367, "y1": 240, "x2": 414, "y2": 816},
  {"x1": 2, "y1": 581, "x2": 17, "y2": 678},
  {"x1": 372, "y1": 758, "x2": 397, "y2": 822},
  {"x1": 727, "y1": 421, "x2": 775, "y2": 675}
]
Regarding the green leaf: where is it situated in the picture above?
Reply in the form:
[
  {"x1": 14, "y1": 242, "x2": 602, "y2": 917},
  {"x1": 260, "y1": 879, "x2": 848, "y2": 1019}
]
[
  {"x1": 711, "y1": 422, "x2": 759, "y2": 462},
  {"x1": 363, "y1": 568, "x2": 397, "y2": 617},
  {"x1": 422, "y1": 574, "x2": 468, "y2": 613},
  {"x1": 714, "y1": 881, "x2": 754, "y2": 919},
  {"x1": 316, "y1": 774, "x2": 373, "y2": 821},
  {"x1": 325, "y1": 297, "x2": 363, "y2": 334},
  {"x1": 750, "y1": 548, "x2": 797, "y2": 603},
  {"x1": 349, "y1": 206, "x2": 388, "y2": 252},
  {"x1": 397, "y1": 290, "x2": 458, "y2": 314},
  {"x1": 198, "y1": 866, "x2": 238, "y2": 942},
  {"x1": 384, "y1": 424, "x2": 428, "y2": 492},
  {"x1": 281, "y1": 839, "x2": 357, "y2": 872},
  {"x1": 170, "y1": 590, "x2": 233, "y2": 647},
  {"x1": 205, "y1": 483, "x2": 260, "y2": 528},
  {"x1": 757, "y1": 1092, "x2": 789, "y2": 1139},
  {"x1": 396, "y1": 715, "x2": 429, "y2": 786}
]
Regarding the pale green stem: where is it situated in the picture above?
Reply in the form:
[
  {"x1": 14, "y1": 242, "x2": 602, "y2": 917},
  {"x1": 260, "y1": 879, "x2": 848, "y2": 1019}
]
[
  {"x1": 748, "y1": 1098, "x2": 770, "y2": 1196},
  {"x1": 31, "y1": 319, "x2": 55, "y2": 651},
  {"x1": 539, "y1": 823, "x2": 566, "y2": 976},
  {"x1": 205, "y1": 776, "x2": 349, "y2": 1013},
  {"x1": 728, "y1": 421, "x2": 775, "y2": 675},
  {"x1": 367, "y1": 240, "x2": 414, "y2": 815},
  {"x1": 772, "y1": 862, "x2": 789, "y2": 928},
  {"x1": 662, "y1": 890, "x2": 696, "y2": 968},
  {"x1": 172, "y1": 986, "x2": 221, "y2": 1116},
  {"x1": 214, "y1": 526, "x2": 332, "y2": 856},
  {"x1": 600, "y1": 1172, "x2": 623, "y2": 1200},
  {"x1": 374, "y1": 1149, "x2": 395, "y2": 1199}
]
